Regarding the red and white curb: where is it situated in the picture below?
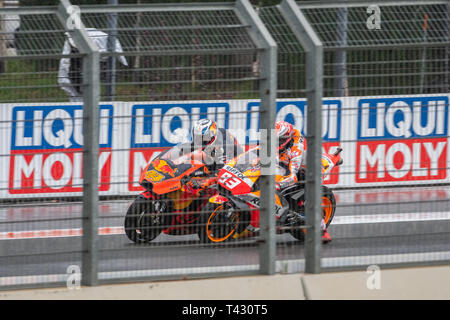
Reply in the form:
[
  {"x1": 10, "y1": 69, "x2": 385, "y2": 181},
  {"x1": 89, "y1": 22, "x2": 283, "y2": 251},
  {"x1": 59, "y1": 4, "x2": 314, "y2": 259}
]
[{"x1": 1, "y1": 211, "x2": 450, "y2": 240}]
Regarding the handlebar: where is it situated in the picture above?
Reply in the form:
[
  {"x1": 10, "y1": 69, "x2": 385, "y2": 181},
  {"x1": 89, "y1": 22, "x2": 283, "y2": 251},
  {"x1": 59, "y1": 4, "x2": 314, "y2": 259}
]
[
  {"x1": 333, "y1": 148, "x2": 343, "y2": 156},
  {"x1": 333, "y1": 148, "x2": 343, "y2": 166}
]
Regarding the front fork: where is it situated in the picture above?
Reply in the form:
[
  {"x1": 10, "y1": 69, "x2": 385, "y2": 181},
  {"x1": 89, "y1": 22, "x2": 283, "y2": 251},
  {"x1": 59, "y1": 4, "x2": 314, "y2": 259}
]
[{"x1": 139, "y1": 191, "x2": 167, "y2": 225}]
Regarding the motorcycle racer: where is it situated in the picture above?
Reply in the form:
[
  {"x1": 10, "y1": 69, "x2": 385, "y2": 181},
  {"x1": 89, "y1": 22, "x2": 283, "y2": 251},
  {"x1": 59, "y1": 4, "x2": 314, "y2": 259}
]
[
  {"x1": 184, "y1": 119, "x2": 244, "y2": 194},
  {"x1": 275, "y1": 120, "x2": 332, "y2": 243}
]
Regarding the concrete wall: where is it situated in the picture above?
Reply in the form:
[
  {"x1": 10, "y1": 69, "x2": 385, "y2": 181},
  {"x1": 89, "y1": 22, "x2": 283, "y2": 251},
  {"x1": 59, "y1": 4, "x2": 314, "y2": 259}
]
[{"x1": 1, "y1": 265, "x2": 450, "y2": 300}]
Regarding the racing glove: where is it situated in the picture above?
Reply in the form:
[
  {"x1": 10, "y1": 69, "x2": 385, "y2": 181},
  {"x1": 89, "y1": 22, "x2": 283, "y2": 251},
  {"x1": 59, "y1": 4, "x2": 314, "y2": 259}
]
[{"x1": 185, "y1": 177, "x2": 217, "y2": 195}]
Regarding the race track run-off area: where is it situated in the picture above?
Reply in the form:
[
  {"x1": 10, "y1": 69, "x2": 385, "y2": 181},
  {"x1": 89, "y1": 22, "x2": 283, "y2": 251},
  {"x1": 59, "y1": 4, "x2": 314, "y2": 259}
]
[{"x1": 1, "y1": 186, "x2": 450, "y2": 286}]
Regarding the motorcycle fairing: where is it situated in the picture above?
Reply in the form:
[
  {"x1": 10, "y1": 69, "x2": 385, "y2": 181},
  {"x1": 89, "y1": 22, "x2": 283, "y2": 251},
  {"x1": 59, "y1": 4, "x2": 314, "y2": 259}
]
[
  {"x1": 218, "y1": 165, "x2": 256, "y2": 194},
  {"x1": 209, "y1": 194, "x2": 229, "y2": 204},
  {"x1": 167, "y1": 189, "x2": 195, "y2": 210},
  {"x1": 139, "y1": 146, "x2": 208, "y2": 195}
]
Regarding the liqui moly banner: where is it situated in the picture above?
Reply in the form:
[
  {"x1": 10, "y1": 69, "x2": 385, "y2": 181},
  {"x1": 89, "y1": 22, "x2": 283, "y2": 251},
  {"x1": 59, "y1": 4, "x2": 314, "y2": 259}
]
[
  {"x1": 4, "y1": 104, "x2": 113, "y2": 196},
  {"x1": 0, "y1": 94, "x2": 448, "y2": 199},
  {"x1": 244, "y1": 99, "x2": 342, "y2": 185},
  {"x1": 354, "y1": 95, "x2": 449, "y2": 185},
  {"x1": 127, "y1": 99, "x2": 342, "y2": 191},
  {"x1": 127, "y1": 102, "x2": 232, "y2": 191}
]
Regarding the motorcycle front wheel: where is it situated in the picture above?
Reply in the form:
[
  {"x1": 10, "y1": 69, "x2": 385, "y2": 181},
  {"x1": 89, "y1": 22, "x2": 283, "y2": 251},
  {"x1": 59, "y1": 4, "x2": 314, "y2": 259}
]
[
  {"x1": 198, "y1": 202, "x2": 249, "y2": 244},
  {"x1": 124, "y1": 196, "x2": 167, "y2": 244}
]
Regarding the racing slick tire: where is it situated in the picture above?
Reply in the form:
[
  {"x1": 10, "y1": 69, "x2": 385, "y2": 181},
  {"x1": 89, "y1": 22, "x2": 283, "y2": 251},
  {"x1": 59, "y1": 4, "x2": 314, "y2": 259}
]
[
  {"x1": 124, "y1": 196, "x2": 167, "y2": 244},
  {"x1": 198, "y1": 202, "x2": 250, "y2": 244}
]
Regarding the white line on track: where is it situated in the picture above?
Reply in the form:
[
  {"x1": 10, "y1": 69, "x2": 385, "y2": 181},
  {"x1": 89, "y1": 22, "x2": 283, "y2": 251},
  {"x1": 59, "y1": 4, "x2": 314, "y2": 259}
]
[
  {"x1": 332, "y1": 211, "x2": 450, "y2": 225},
  {"x1": 1, "y1": 211, "x2": 450, "y2": 240}
]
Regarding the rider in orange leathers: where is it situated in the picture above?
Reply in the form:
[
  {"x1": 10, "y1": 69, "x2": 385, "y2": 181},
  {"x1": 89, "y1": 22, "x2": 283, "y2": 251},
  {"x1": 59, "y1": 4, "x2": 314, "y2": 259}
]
[{"x1": 275, "y1": 120, "x2": 332, "y2": 243}]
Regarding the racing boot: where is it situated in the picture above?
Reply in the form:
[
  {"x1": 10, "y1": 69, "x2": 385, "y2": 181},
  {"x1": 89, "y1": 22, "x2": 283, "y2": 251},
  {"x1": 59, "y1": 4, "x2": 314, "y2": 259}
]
[
  {"x1": 322, "y1": 229, "x2": 332, "y2": 244},
  {"x1": 321, "y1": 218, "x2": 332, "y2": 243}
]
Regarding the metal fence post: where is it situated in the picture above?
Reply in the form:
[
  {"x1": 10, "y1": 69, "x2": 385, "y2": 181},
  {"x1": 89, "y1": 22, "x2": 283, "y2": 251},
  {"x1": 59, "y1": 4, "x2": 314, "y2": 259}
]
[
  {"x1": 235, "y1": 0, "x2": 278, "y2": 275},
  {"x1": 57, "y1": 0, "x2": 101, "y2": 286},
  {"x1": 0, "y1": 0, "x2": 6, "y2": 74},
  {"x1": 80, "y1": 44, "x2": 101, "y2": 287},
  {"x1": 446, "y1": 1, "x2": 449, "y2": 92},
  {"x1": 279, "y1": 0, "x2": 323, "y2": 274}
]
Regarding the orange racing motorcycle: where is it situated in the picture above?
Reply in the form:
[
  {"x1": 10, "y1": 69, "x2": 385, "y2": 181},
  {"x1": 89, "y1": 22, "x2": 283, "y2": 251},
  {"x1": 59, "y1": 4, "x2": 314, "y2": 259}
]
[
  {"x1": 198, "y1": 146, "x2": 343, "y2": 243},
  {"x1": 124, "y1": 143, "x2": 218, "y2": 243}
]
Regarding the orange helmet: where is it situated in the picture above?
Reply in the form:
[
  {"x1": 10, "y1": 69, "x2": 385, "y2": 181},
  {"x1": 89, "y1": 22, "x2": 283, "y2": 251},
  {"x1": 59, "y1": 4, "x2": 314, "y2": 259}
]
[{"x1": 275, "y1": 120, "x2": 294, "y2": 152}]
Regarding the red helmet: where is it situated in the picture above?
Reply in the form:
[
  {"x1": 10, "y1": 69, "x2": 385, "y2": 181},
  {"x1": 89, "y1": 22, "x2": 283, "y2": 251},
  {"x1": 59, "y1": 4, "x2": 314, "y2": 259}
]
[{"x1": 275, "y1": 120, "x2": 294, "y2": 151}]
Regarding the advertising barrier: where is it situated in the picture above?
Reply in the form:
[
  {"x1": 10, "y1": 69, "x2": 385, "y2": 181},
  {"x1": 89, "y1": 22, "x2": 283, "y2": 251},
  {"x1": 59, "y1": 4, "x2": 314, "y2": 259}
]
[
  {"x1": 355, "y1": 96, "x2": 448, "y2": 184},
  {"x1": 8, "y1": 105, "x2": 113, "y2": 195},
  {"x1": 1, "y1": 94, "x2": 448, "y2": 199}
]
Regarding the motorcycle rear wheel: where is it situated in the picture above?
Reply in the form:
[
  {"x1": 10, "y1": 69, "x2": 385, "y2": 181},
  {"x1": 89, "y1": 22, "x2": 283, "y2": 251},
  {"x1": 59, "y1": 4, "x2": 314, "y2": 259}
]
[
  {"x1": 289, "y1": 186, "x2": 336, "y2": 241},
  {"x1": 124, "y1": 196, "x2": 167, "y2": 244},
  {"x1": 321, "y1": 186, "x2": 336, "y2": 228},
  {"x1": 198, "y1": 202, "x2": 249, "y2": 244}
]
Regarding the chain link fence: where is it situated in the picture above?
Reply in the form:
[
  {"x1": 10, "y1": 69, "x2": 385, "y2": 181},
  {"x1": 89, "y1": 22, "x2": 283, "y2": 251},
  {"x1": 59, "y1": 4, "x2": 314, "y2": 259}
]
[
  {"x1": 0, "y1": 0, "x2": 278, "y2": 289},
  {"x1": 0, "y1": 6, "x2": 86, "y2": 289},
  {"x1": 80, "y1": 1, "x2": 277, "y2": 284},
  {"x1": 260, "y1": 0, "x2": 450, "y2": 272}
]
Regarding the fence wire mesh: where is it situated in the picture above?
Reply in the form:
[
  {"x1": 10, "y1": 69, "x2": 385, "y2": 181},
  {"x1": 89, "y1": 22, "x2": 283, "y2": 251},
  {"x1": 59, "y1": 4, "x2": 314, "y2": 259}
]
[
  {"x1": 259, "y1": 5, "x2": 305, "y2": 99},
  {"x1": 0, "y1": 9, "x2": 85, "y2": 288},
  {"x1": 78, "y1": 7, "x2": 260, "y2": 102},
  {"x1": 303, "y1": 2, "x2": 450, "y2": 97},
  {"x1": 260, "y1": 0, "x2": 450, "y2": 272},
  {"x1": 79, "y1": 5, "x2": 268, "y2": 283},
  {"x1": 0, "y1": 1, "x2": 276, "y2": 289}
]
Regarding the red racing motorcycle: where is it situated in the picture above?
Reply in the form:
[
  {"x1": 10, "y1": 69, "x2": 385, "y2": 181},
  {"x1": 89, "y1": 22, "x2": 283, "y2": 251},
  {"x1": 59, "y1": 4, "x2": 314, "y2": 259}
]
[{"x1": 124, "y1": 143, "x2": 217, "y2": 243}]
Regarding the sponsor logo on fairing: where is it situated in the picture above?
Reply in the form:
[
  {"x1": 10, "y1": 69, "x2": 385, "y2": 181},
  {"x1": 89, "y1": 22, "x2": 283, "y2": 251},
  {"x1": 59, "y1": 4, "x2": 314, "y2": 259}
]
[
  {"x1": 9, "y1": 105, "x2": 113, "y2": 194},
  {"x1": 356, "y1": 96, "x2": 449, "y2": 183}
]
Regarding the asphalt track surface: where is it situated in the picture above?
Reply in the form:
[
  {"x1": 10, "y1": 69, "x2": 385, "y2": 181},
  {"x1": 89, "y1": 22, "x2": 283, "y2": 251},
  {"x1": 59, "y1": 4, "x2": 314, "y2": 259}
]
[{"x1": 1, "y1": 186, "x2": 450, "y2": 286}]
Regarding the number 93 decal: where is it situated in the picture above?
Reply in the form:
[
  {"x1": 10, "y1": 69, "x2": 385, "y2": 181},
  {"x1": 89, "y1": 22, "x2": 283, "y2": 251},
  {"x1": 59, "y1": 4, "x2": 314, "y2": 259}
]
[{"x1": 219, "y1": 172, "x2": 242, "y2": 189}]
